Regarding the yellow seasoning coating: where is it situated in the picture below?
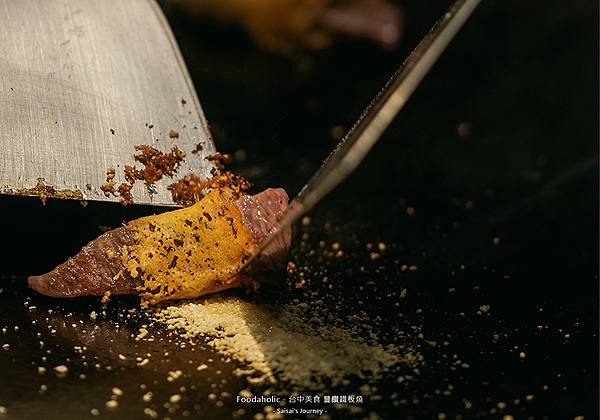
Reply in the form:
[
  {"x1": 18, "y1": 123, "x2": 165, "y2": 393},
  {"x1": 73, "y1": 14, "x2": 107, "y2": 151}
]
[{"x1": 121, "y1": 188, "x2": 257, "y2": 307}]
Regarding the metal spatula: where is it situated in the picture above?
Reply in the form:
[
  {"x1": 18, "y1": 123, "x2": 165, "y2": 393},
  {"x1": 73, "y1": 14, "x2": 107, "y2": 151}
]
[
  {"x1": 0, "y1": 0, "x2": 217, "y2": 206},
  {"x1": 247, "y1": 0, "x2": 481, "y2": 264}
]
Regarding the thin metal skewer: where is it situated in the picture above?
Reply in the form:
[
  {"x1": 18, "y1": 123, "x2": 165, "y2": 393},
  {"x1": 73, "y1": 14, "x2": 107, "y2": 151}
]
[{"x1": 244, "y1": 0, "x2": 481, "y2": 267}]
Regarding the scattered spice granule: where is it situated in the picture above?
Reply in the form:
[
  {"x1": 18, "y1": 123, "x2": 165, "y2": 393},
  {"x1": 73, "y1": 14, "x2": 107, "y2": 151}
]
[
  {"x1": 54, "y1": 365, "x2": 68, "y2": 373},
  {"x1": 239, "y1": 390, "x2": 253, "y2": 398},
  {"x1": 105, "y1": 400, "x2": 118, "y2": 409},
  {"x1": 406, "y1": 206, "x2": 415, "y2": 216},
  {"x1": 101, "y1": 291, "x2": 111, "y2": 304},
  {"x1": 169, "y1": 130, "x2": 179, "y2": 139},
  {"x1": 144, "y1": 408, "x2": 159, "y2": 419}
]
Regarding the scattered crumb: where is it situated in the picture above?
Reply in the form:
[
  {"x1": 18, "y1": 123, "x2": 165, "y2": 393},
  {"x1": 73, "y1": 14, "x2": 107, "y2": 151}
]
[
  {"x1": 105, "y1": 400, "x2": 118, "y2": 409},
  {"x1": 54, "y1": 365, "x2": 68, "y2": 373}
]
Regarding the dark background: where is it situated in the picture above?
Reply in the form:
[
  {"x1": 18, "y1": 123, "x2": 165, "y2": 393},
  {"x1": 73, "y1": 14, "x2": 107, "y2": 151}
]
[{"x1": 1, "y1": 0, "x2": 598, "y2": 419}]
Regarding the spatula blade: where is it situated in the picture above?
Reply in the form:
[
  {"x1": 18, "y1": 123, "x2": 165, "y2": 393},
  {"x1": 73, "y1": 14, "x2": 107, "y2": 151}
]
[{"x1": 0, "y1": 0, "x2": 217, "y2": 206}]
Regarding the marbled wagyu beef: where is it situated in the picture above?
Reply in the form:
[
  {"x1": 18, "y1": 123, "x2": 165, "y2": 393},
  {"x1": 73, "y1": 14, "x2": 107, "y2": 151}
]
[{"x1": 28, "y1": 188, "x2": 291, "y2": 306}]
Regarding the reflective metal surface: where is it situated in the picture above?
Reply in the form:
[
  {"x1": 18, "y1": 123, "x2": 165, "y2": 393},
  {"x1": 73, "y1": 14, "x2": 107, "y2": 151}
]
[{"x1": 0, "y1": 0, "x2": 217, "y2": 205}]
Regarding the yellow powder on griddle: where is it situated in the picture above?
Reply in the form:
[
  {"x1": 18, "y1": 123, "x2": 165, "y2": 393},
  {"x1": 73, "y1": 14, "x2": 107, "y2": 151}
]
[{"x1": 153, "y1": 294, "x2": 421, "y2": 390}]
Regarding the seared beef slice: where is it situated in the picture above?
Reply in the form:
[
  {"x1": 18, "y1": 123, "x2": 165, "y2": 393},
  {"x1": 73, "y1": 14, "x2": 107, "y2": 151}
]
[{"x1": 28, "y1": 188, "x2": 290, "y2": 304}]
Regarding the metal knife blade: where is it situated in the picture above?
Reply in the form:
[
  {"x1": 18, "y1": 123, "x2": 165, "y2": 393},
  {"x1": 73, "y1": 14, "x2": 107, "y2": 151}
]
[
  {"x1": 0, "y1": 0, "x2": 218, "y2": 206},
  {"x1": 247, "y1": 0, "x2": 481, "y2": 264}
]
